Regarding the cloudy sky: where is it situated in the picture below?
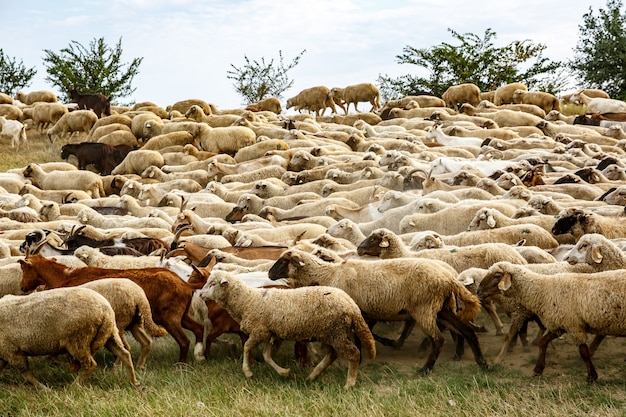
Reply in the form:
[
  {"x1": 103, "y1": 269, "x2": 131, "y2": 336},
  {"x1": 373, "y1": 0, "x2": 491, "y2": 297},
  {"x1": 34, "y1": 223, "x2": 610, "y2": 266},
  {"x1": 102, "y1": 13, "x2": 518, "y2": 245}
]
[{"x1": 2, "y1": 0, "x2": 606, "y2": 109}]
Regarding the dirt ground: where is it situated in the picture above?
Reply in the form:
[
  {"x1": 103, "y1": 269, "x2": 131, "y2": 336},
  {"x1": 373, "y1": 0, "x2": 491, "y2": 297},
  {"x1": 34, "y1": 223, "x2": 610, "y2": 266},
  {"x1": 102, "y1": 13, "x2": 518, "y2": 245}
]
[{"x1": 368, "y1": 312, "x2": 626, "y2": 383}]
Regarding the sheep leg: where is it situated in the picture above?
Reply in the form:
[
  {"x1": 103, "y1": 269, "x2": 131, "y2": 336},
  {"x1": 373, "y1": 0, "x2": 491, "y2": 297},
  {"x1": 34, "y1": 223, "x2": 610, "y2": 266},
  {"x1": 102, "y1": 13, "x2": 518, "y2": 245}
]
[
  {"x1": 493, "y1": 313, "x2": 531, "y2": 365},
  {"x1": 242, "y1": 336, "x2": 263, "y2": 378},
  {"x1": 579, "y1": 343, "x2": 598, "y2": 383},
  {"x1": 307, "y1": 345, "x2": 339, "y2": 382},
  {"x1": 372, "y1": 319, "x2": 416, "y2": 348},
  {"x1": 262, "y1": 340, "x2": 290, "y2": 377},
  {"x1": 483, "y1": 300, "x2": 505, "y2": 335},
  {"x1": 588, "y1": 335, "x2": 606, "y2": 356},
  {"x1": 438, "y1": 309, "x2": 488, "y2": 371},
  {"x1": 333, "y1": 340, "x2": 361, "y2": 390},
  {"x1": 531, "y1": 319, "x2": 547, "y2": 346},
  {"x1": 129, "y1": 324, "x2": 152, "y2": 371},
  {"x1": 104, "y1": 337, "x2": 140, "y2": 387},
  {"x1": 9, "y1": 353, "x2": 48, "y2": 389},
  {"x1": 533, "y1": 331, "x2": 560, "y2": 377}
]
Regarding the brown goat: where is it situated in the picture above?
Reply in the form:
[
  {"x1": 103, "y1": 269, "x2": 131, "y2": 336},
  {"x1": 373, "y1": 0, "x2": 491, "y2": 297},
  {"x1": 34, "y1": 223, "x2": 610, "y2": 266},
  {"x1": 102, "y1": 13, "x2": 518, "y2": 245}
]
[{"x1": 19, "y1": 254, "x2": 205, "y2": 364}]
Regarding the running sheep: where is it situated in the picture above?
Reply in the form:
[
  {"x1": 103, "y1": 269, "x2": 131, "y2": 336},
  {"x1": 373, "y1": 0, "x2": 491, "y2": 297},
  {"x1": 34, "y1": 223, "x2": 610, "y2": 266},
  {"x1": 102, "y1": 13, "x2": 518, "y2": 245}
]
[
  {"x1": 268, "y1": 248, "x2": 489, "y2": 374},
  {"x1": 0, "y1": 287, "x2": 139, "y2": 389},
  {"x1": 198, "y1": 270, "x2": 376, "y2": 389}
]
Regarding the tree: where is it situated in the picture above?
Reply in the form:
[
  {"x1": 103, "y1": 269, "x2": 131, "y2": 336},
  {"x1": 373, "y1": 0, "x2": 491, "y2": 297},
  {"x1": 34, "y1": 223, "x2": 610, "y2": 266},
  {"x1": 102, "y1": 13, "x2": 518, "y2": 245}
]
[
  {"x1": 569, "y1": 0, "x2": 626, "y2": 100},
  {"x1": 227, "y1": 50, "x2": 306, "y2": 105},
  {"x1": 42, "y1": 37, "x2": 142, "y2": 103},
  {"x1": 0, "y1": 49, "x2": 37, "y2": 96},
  {"x1": 377, "y1": 28, "x2": 566, "y2": 101}
]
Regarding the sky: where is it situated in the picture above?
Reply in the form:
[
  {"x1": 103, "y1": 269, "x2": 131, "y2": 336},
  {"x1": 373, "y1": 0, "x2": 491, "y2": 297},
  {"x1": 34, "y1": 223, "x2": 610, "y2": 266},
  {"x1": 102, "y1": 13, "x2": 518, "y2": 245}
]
[{"x1": 1, "y1": 0, "x2": 608, "y2": 110}]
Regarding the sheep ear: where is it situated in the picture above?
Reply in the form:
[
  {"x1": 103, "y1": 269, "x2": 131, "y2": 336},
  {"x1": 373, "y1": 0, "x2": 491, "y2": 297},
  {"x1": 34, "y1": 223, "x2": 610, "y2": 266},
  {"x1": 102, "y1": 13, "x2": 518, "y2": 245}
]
[
  {"x1": 497, "y1": 273, "x2": 512, "y2": 291},
  {"x1": 486, "y1": 214, "x2": 496, "y2": 228},
  {"x1": 459, "y1": 275, "x2": 474, "y2": 286},
  {"x1": 379, "y1": 237, "x2": 390, "y2": 248},
  {"x1": 591, "y1": 246, "x2": 603, "y2": 264}
]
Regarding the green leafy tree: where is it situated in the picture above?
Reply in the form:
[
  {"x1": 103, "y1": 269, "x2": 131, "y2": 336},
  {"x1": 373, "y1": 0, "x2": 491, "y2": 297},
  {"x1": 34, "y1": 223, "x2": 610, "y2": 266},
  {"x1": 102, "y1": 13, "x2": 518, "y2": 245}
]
[
  {"x1": 42, "y1": 37, "x2": 142, "y2": 103},
  {"x1": 569, "y1": 0, "x2": 626, "y2": 100},
  {"x1": 227, "y1": 50, "x2": 306, "y2": 105},
  {"x1": 0, "y1": 49, "x2": 37, "y2": 96},
  {"x1": 377, "y1": 28, "x2": 566, "y2": 101}
]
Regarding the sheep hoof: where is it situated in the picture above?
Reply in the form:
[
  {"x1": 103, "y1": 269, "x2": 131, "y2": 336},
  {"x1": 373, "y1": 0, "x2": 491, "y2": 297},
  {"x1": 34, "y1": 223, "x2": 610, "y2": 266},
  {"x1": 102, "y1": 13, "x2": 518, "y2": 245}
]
[
  {"x1": 416, "y1": 366, "x2": 432, "y2": 376},
  {"x1": 495, "y1": 329, "x2": 505, "y2": 336},
  {"x1": 278, "y1": 369, "x2": 291, "y2": 377}
]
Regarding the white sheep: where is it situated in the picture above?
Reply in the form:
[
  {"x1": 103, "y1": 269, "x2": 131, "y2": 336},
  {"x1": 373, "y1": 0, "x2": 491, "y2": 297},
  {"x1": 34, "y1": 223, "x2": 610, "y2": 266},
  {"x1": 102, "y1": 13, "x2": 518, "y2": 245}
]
[
  {"x1": 22, "y1": 163, "x2": 105, "y2": 198},
  {"x1": 199, "y1": 270, "x2": 376, "y2": 389},
  {"x1": 0, "y1": 287, "x2": 139, "y2": 388},
  {"x1": 477, "y1": 261, "x2": 626, "y2": 382},
  {"x1": 76, "y1": 207, "x2": 173, "y2": 230},
  {"x1": 47, "y1": 110, "x2": 98, "y2": 142},
  {"x1": 268, "y1": 248, "x2": 489, "y2": 374},
  {"x1": 441, "y1": 83, "x2": 481, "y2": 110},
  {"x1": 0, "y1": 116, "x2": 27, "y2": 151},
  {"x1": 512, "y1": 89, "x2": 560, "y2": 113},
  {"x1": 493, "y1": 82, "x2": 527, "y2": 105},
  {"x1": 197, "y1": 123, "x2": 257, "y2": 155},
  {"x1": 563, "y1": 233, "x2": 626, "y2": 271},
  {"x1": 569, "y1": 92, "x2": 626, "y2": 114}
]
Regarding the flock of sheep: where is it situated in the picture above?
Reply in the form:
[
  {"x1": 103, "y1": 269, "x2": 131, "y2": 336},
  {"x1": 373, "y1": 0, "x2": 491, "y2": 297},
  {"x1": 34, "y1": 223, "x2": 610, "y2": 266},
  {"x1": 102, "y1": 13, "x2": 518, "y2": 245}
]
[{"x1": 0, "y1": 79, "x2": 626, "y2": 389}]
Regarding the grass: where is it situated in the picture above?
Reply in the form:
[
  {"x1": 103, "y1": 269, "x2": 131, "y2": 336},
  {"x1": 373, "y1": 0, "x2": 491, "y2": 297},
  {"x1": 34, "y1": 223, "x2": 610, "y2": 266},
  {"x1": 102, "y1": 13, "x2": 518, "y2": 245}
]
[{"x1": 1, "y1": 333, "x2": 626, "y2": 417}]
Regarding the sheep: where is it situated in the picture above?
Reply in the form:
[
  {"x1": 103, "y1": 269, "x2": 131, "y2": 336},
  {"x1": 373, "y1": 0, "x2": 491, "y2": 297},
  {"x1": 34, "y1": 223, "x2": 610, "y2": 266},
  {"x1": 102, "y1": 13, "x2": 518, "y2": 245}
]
[
  {"x1": 569, "y1": 92, "x2": 626, "y2": 114},
  {"x1": 27, "y1": 102, "x2": 69, "y2": 131},
  {"x1": 466, "y1": 207, "x2": 562, "y2": 240},
  {"x1": 22, "y1": 163, "x2": 105, "y2": 198},
  {"x1": 477, "y1": 261, "x2": 626, "y2": 382},
  {"x1": 47, "y1": 110, "x2": 99, "y2": 142},
  {"x1": 512, "y1": 89, "x2": 561, "y2": 113},
  {"x1": 357, "y1": 228, "x2": 528, "y2": 273},
  {"x1": 406, "y1": 224, "x2": 559, "y2": 250},
  {"x1": 166, "y1": 98, "x2": 214, "y2": 116},
  {"x1": 185, "y1": 105, "x2": 243, "y2": 127},
  {"x1": 564, "y1": 233, "x2": 626, "y2": 271},
  {"x1": 0, "y1": 287, "x2": 139, "y2": 389},
  {"x1": 286, "y1": 86, "x2": 337, "y2": 116},
  {"x1": 197, "y1": 123, "x2": 257, "y2": 155},
  {"x1": 234, "y1": 138, "x2": 290, "y2": 162},
  {"x1": 268, "y1": 248, "x2": 489, "y2": 373},
  {"x1": 141, "y1": 165, "x2": 211, "y2": 188},
  {"x1": 0, "y1": 116, "x2": 27, "y2": 151},
  {"x1": 441, "y1": 83, "x2": 481, "y2": 110},
  {"x1": 221, "y1": 165, "x2": 287, "y2": 185},
  {"x1": 14, "y1": 90, "x2": 57, "y2": 105},
  {"x1": 246, "y1": 97, "x2": 282, "y2": 114},
  {"x1": 551, "y1": 208, "x2": 626, "y2": 240},
  {"x1": 326, "y1": 218, "x2": 368, "y2": 246},
  {"x1": 73, "y1": 245, "x2": 164, "y2": 269},
  {"x1": 330, "y1": 83, "x2": 381, "y2": 114},
  {"x1": 493, "y1": 82, "x2": 527, "y2": 105},
  {"x1": 425, "y1": 123, "x2": 484, "y2": 147},
  {"x1": 76, "y1": 207, "x2": 173, "y2": 231},
  {"x1": 74, "y1": 278, "x2": 167, "y2": 370},
  {"x1": 111, "y1": 149, "x2": 165, "y2": 175},
  {"x1": 199, "y1": 270, "x2": 375, "y2": 389},
  {"x1": 141, "y1": 130, "x2": 197, "y2": 151}
]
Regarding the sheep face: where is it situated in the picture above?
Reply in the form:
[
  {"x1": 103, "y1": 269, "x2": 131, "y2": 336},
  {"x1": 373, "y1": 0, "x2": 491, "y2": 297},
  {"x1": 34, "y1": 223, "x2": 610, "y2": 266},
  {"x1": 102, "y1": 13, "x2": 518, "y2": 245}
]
[
  {"x1": 268, "y1": 251, "x2": 306, "y2": 281},
  {"x1": 564, "y1": 234, "x2": 605, "y2": 265},
  {"x1": 551, "y1": 209, "x2": 587, "y2": 235},
  {"x1": 476, "y1": 263, "x2": 512, "y2": 300},
  {"x1": 356, "y1": 229, "x2": 389, "y2": 256}
]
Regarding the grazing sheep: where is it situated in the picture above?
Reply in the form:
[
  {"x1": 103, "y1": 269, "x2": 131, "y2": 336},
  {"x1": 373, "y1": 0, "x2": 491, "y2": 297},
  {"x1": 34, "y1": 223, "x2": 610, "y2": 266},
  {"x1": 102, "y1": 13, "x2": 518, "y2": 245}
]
[
  {"x1": 141, "y1": 131, "x2": 197, "y2": 151},
  {"x1": 27, "y1": 102, "x2": 69, "y2": 131},
  {"x1": 512, "y1": 89, "x2": 560, "y2": 113},
  {"x1": 493, "y1": 82, "x2": 527, "y2": 105},
  {"x1": 268, "y1": 249, "x2": 489, "y2": 374},
  {"x1": 111, "y1": 149, "x2": 165, "y2": 175},
  {"x1": 0, "y1": 287, "x2": 139, "y2": 389},
  {"x1": 14, "y1": 90, "x2": 57, "y2": 105},
  {"x1": 330, "y1": 83, "x2": 381, "y2": 114},
  {"x1": 441, "y1": 83, "x2": 481, "y2": 110},
  {"x1": 22, "y1": 163, "x2": 105, "y2": 198},
  {"x1": 246, "y1": 97, "x2": 282, "y2": 114},
  {"x1": 47, "y1": 110, "x2": 99, "y2": 142},
  {"x1": 234, "y1": 139, "x2": 290, "y2": 163},
  {"x1": 0, "y1": 104, "x2": 23, "y2": 122},
  {"x1": 477, "y1": 261, "x2": 626, "y2": 382},
  {"x1": 286, "y1": 86, "x2": 336, "y2": 116},
  {"x1": 199, "y1": 270, "x2": 376, "y2": 389}
]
